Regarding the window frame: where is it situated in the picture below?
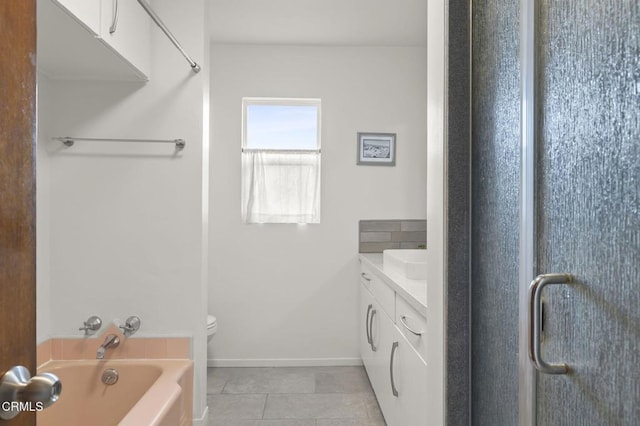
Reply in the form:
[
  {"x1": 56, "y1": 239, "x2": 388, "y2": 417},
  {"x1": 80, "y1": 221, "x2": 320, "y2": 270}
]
[{"x1": 241, "y1": 97, "x2": 322, "y2": 153}]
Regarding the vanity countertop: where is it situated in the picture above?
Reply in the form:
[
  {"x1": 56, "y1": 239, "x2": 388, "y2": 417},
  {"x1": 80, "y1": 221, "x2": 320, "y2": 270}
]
[{"x1": 359, "y1": 253, "x2": 427, "y2": 317}]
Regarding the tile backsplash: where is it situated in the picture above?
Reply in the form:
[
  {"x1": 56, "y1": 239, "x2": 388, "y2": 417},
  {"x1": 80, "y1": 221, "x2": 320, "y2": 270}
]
[{"x1": 359, "y1": 220, "x2": 427, "y2": 253}]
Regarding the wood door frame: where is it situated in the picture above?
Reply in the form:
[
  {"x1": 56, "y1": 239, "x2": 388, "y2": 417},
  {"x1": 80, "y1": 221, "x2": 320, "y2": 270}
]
[{"x1": 0, "y1": 1, "x2": 38, "y2": 424}]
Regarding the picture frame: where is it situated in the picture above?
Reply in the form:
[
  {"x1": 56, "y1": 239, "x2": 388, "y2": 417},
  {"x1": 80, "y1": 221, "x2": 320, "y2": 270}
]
[{"x1": 357, "y1": 132, "x2": 396, "y2": 166}]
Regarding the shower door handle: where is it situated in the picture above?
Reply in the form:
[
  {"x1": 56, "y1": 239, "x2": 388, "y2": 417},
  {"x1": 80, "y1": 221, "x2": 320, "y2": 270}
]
[
  {"x1": 0, "y1": 366, "x2": 62, "y2": 420},
  {"x1": 528, "y1": 273, "x2": 572, "y2": 374}
]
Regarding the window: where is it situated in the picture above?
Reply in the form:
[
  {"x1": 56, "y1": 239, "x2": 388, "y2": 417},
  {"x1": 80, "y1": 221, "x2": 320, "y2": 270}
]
[{"x1": 241, "y1": 98, "x2": 321, "y2": 224}]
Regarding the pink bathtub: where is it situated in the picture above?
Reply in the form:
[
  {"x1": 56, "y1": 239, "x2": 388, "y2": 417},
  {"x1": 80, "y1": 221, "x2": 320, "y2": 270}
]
[{"x1": 37, "y1": 359, "x2": 193, "y2": 426}]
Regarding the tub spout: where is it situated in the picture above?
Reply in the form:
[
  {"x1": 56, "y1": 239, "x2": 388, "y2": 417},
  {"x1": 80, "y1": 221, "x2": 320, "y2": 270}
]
[{"x1": 96, "y1": 334, "x2": 120, "y2": 359}]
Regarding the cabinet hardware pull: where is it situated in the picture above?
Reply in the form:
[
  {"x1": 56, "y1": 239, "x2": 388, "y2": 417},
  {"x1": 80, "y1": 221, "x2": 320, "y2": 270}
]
[
  {"x1": 110, "y1": 0, "x2": 119, "y2": 34},
  {"x1": 361, "y1": 272, "x2": 372, "y2": 282},
  {"x1": 369, "y1": 309, "x2": 377, "y2": 352},
  {"x1": 400, "y1": 315, "x2": 424, "y2": 336},
  {"x1": 390, "y1": 341, "x2": 399, "y2": 397},
  {"x1": 365, "y1": 304, "x2": 373, "y2": 344},
  {"x1": 528, "y1": 273, "x2": 572, "y2": 374}
]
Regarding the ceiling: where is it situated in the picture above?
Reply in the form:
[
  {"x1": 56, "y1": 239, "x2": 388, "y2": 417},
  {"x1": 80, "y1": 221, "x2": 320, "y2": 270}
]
[{"x1": 209, "y1": 0, "x2": 427, "y2": 46}]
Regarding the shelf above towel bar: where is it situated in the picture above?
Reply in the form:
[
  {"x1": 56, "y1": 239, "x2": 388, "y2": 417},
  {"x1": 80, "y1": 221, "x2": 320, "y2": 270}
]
[{"x1": 54, "y1": 137, "x2": 186, "y2": 150}]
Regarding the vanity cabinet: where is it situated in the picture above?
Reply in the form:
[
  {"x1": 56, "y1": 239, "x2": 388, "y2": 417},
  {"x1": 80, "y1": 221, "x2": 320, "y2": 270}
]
[
  {"x1": 54, "y1": 0, "x2": 101, "y2": 35},
  {"x1": 38, "y1": 0, "x2": 151, "y2": 81},
  {"x1": 360, "y1": 265, "x2": 430, "y2": 426}
]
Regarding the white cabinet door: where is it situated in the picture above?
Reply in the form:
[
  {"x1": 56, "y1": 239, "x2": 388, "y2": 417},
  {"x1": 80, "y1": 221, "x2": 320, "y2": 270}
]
[
  {"x1": 369, "y1": 303, "x2": 398, "y2": 426},
  {"x1": 100, "y1": 0, "x2": 151, "y2": 78},
  {"x1": 362, "y1": 282, "x2": 388, "y2": 399},
  {"x1": 360, "y1": 283, "x2": 375, "y2": 372},
  {"x1": 390, "y1": 327, "x2": 430, "y2": 426},
  {"x1": 54, "y1": 0, "x2": 101, "y2": 35}
]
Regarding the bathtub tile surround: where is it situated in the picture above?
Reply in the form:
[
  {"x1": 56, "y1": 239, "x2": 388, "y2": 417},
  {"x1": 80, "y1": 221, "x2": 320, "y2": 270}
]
[
  {"x1": 37, "y1": 334, "x2": 191, "y2": 364},
  {"x1": 359, "y1": 219, "x2": 426, "y2": 253},
  {"x1": 36, "y1": 339, "x2": 52, "y2": 365},
  {"x1": 40, "y1": 337, "x2": 190, "y2": 362},
  {"x1": 206, "y1": 366, "x2": 385, "y2": 425}
]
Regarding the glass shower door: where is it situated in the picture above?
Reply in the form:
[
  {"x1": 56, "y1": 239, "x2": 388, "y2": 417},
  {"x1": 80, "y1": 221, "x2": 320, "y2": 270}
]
[
  {"x1": 473, "y1": 0, "x2": 639, "y2": 424},
  {"x1": 471, "y1": 0, "x2": 521, "y2": 424},
  {"x1": 530, "y1": 0, "x2": 640, "y2": 423}
]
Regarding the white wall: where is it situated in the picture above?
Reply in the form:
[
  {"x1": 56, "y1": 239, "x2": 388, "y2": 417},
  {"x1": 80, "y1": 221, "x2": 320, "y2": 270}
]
[
  {"x1": 209, "y1": 0, "x2": 427, "y2": 46},
  {"x1": 209, "y1": 45, "x2": 427, "y2": 365},
  {"x1": 36, "y1": 0, "x2": 210, "y2": 421},
  {"x1": 424, "y1": 0, "x2": 446, "y2": 422}
]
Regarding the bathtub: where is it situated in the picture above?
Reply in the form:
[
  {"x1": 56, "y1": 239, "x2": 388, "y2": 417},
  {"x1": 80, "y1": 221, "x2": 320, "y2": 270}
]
[{"x1": 37, "y1": 359, "x2": 193, "y2": 426}]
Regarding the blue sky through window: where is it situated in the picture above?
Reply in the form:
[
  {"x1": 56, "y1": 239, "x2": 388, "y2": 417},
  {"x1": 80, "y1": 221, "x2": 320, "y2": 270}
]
[{"x1": 246, "y1": 104, "x2": 319, "y2": 150}]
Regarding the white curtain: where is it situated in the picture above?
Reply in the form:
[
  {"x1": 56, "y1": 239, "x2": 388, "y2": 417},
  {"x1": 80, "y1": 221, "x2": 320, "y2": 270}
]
[{"x1": 241, "y1": 151, "x2": 321, "y2": 223}]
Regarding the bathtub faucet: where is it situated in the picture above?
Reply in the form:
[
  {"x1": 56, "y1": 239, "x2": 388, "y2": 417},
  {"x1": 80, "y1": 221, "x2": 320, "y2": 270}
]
[{"x1": 96, "y1": 334, "x2": 120, "y2": 359}]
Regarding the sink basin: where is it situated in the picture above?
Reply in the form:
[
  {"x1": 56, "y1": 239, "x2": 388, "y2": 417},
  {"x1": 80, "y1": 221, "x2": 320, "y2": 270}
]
[{"x1": 383, "y1": 249, "x2": 427, "y2": 280}]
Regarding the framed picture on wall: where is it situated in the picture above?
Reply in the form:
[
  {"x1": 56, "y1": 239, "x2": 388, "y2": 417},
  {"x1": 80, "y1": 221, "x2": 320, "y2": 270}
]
[{"x1": 357, "y1": 132, "x2": 396, "y2": 166}]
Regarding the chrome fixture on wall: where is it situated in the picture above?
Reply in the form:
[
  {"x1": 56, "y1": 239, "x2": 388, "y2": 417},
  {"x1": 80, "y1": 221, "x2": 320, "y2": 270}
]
[
  {"x1": 135, "y1": 0, "x2": 201, "y2": 73},
  {"x1": 96, "y1": 334, "x2": 120, "y2": 360},
  {"x1": 79, "y1": 315, "x2": 102, "y2": 336},
  {"x1": 53, "y1": 137, "x2": 186, "y2": 150},
  {"x1": 119, "y1": 316, "x2": 141, "y2": 337}
]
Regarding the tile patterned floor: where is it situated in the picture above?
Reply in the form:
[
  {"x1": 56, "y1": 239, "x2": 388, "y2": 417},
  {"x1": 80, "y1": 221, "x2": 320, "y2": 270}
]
[{"x1": 207, "y1": 366, "x2": 386, "y2": 426}]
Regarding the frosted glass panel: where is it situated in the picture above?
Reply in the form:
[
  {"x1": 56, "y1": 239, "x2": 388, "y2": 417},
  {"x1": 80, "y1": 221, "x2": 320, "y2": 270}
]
[
  {"x1": 472, "y1": 0, "x2": 639, "y2": 424},
  {"x1": 536, "y1": 0, "x2": 640, "y2": 423},
  {"x1": 471, "y1": 0, "x2": 520, "y2": 424}
]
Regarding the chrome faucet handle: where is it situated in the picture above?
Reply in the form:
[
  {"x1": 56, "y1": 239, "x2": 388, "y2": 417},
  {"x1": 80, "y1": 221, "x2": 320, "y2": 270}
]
[
  {"x1": 79, "y1": 316, "x2": 102, "y2": 335},
  {"x1": 119, "y1": 316, "x2": 141, "y2": 337}
]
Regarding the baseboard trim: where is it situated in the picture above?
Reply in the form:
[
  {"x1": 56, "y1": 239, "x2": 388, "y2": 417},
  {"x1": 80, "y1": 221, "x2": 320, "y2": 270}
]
[
  {"x1": 207, "y1": 358, "x2": 363, "y2": 368},
  {"x1": 192, "y1": 405, "x2": 208, "y2": 426}
]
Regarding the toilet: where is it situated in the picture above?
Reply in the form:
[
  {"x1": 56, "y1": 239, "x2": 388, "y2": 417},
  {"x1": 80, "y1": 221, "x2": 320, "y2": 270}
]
[{"x1": 206, "y1": 314, "x2": 218, "y2": 343}]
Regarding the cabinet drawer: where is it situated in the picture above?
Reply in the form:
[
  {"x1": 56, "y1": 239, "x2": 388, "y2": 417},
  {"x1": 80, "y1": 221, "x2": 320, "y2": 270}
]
[
  {"x1": 360, "y1": 266, "x2": 395, "y2": 319},
  {"x1": 395, "y1": 295, "x2": 428, "y2": 364}
]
